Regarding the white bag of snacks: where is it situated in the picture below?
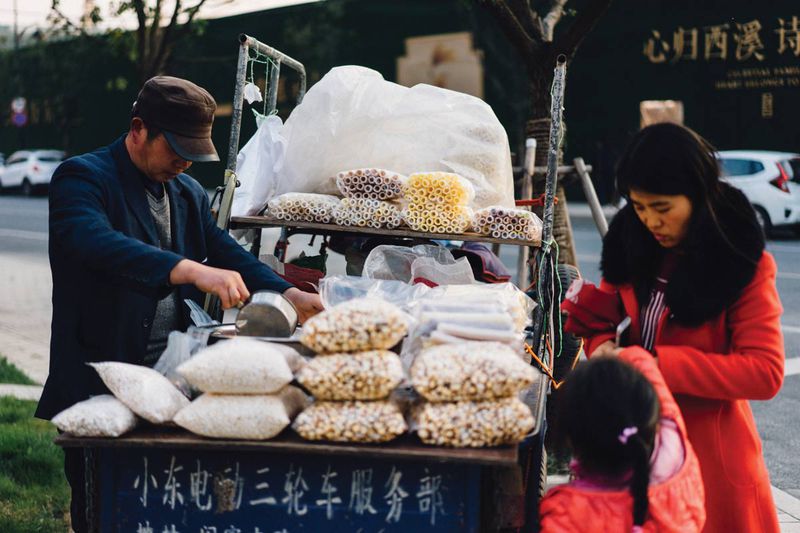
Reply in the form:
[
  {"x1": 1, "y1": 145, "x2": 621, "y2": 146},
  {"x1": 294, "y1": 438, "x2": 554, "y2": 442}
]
[
  {"x1": 473, "y1": 206, "x2": 543, "y2": 242},
  {"x1": 293, "y1": 400, "x2": 407, "y2": 443},
  {"x1": 336, "y1": 168, "x2": 407, "y2": 200},
  {"x1": 266, "y1": 193, "x2": 341, "y2": 223},
  {"x1": 300, "y1": 298, "x2": 409, "y2": 353},
  {"x1": 411, "y1": 343, "x2": 535, "y2": 402},
  {"x1": 173, "y1": 386, "x2": 309, "y2": 440},
  {"x1": 333, "y1": 198, "x2": 403, "y2": 229},
  {"x1": 296, "y1": 350, "x2": 403, "y2": 400},
  {"x1": 176, "y1": 338, "x2": 294, "y2": 394},
  {"x1": 52, "y1": 395, "x2": 138, "y2": 437},
  {"x1": 90, "y1": 362, "x2": 189, "y2": 424},
  {"x1": 413, "y1": 397, "x2": 534, "y2": 447}
]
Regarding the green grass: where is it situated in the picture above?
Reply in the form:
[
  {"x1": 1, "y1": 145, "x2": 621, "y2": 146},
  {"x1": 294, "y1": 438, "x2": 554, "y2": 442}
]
[
  {"x1": 0, "y1": 357, "x2": 35, "y2": 386},
  {"x1": 0, "y1": 397, "x2": 70, "y2": 533}
]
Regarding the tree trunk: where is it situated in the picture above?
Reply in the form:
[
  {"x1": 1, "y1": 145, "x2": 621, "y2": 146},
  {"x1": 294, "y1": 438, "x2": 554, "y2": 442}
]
[{"x1": 525, "y1": 73, "x2": 578, "y2": 268}]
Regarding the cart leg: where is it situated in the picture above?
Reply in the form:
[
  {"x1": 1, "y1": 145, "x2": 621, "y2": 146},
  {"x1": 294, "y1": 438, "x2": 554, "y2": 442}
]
[{"x1": 84, "y1": 447, "x2": 97, "y2": 533}]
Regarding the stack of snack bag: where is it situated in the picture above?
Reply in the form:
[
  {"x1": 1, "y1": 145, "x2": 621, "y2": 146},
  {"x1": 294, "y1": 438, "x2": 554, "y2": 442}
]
[
  {"x1": 266, "y1": 193, "x2": 341, "y2": 223},
  {"x1": 173, "y1": 338, "x2": 310, "y2": 440},
  {"x1": 332, "y1": 168, "x2": 405, "y2": 229},
  {"x1": 403, "y1": 172, "x2": 475, "y2": 233},
  {"x1": 410, "y1": 342, "x2": 536, "y2": 447},
  {"x1": 294, "y1": 298, "x2": 409, "y2": 443},
  {"x1": 472, "y1": 206, "x2": 543, "y2": 242}
]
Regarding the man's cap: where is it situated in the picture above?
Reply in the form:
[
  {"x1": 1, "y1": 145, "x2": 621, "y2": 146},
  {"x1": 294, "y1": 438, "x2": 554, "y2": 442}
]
[{"x1": 132, "y1": 76, "x2": 220, "y2": 162}]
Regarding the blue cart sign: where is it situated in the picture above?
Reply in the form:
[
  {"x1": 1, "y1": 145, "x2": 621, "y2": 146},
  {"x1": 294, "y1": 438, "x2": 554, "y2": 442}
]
[{"x1": 96, "y1": 447, "x2": 482, "y2": 532}]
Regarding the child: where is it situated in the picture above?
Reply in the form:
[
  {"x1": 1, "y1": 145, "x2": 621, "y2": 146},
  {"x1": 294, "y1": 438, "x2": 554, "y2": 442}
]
[{"x1": 540, "y1": 348, "x2": 705, "y2": 532}]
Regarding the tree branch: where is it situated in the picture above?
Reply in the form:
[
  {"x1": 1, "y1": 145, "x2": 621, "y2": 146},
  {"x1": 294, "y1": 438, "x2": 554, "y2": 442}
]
[
  {"x1": 505, "y1": 0, "x2": 545, "y2": 42},
  {"x1": 152, "y1": 0, "x2": 182, "y2": 76},
  {"x1": 48, "y1": 1, "x2": 101, "y2": 41},
  {"x1": 478, "y1": 0, "x2": 538, "y2": 57},
  {"x1": 541, "y1": 0, "x2": 568, "y2": 41},
  {"x1": 555, "y1": 0, "x2": 612, "y2": 59},
  {"x1": 132, "y1": 0, "x2": 148, "y2": 80},
  {"x1": 148, "y1": 0, "x2": 164, "y2": 68}
]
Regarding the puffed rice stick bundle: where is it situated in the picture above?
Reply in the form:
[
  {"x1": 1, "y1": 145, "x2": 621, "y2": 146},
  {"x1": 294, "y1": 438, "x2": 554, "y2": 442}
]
[
  {"x1": 300, "y1": 298, "x2": 409, "y2": 353},
  {"x1": 404, "y1": 172, "x2": 475, "y2": 208},
  {"x1": 403, "y1": 204, "x2": 473, "y2": 234},
  {"x1": 293, "y1": 400, "x2": 407, "y2": 443},
  {"x1": 296, "y1": 350, "x2": 403, "y2": 400},
  {"x1": 473, "y1": 206, "x2": 543, "y2": 241},
  {"x1": 336, "y1": 168, "x2": 407, "y2": 200},
  {"x1": 414, "y1": 397, "x2": 534, "y2": 447},
  {"x1": 333, "y1": 198, "x2": 403, "y2": 229},
  {"x1": 410, "y1": 342, "x2": 535, "y2": 402},
  {"x1": 266, "y1": 193, "x2": 341, "y2": 223}
]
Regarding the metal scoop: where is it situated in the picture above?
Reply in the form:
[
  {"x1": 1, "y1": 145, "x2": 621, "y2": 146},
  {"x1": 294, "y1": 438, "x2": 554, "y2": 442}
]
[{"x1": 235, "y1": 290, "x2": 298, "y2": 337}]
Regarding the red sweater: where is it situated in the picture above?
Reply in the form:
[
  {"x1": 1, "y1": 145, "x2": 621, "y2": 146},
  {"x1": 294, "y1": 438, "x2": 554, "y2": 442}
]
[
  {"x1": 540, "y1": 347, "x2": 706, "y2": 532},
  {"x1": 584, "y1": 252, "x2": 784, "y2": 533}
]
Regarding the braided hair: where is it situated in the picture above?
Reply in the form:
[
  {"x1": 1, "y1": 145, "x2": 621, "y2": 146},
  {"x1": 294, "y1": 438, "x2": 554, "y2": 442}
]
[{"x1": 556, "y1": 356, "x2": 660, "y2": 528}]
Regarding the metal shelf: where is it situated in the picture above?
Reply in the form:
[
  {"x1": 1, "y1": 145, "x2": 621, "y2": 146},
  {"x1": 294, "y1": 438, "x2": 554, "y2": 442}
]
[{"x1": 230, "y1": 215, "x2": 542, "y2": 248}]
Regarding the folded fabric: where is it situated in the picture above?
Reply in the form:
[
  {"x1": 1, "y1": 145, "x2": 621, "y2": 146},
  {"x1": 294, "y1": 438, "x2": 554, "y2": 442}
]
[{"x1": 561, "y1": 279, "x2": 624, "y2": 337}]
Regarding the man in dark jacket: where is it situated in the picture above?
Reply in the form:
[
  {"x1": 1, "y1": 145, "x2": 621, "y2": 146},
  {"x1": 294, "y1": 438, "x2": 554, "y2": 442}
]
[{"x1": 37, "y1": 76, "x2": 322, "y2": 531}]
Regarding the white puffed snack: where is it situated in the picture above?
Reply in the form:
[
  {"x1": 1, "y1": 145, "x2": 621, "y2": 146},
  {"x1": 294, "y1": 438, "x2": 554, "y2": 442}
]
[
  {"x1": 177, "y1": 338, "x2": 294, "y2": 394},
  {"x1": 472, "y1": 206, "x2": 543, "y2": 242},
  {"x1": 51, "y1": 394, "x2": 137, "y2": 437},
  {"x1": 267, "y1": 193, "x2": 341, "y2": 223},
  {"x1": 293, "y1": 400, "x2": 407, "y2": 443},
  {"x1": 296, "y1": 350, "x2": 403, "y2": 400},
  {"x1": 336, "y1": 168, "x2": 406, "y2": 200},
  {"x1": 300, "y1": 299, "x2": 408, "y2": 353},
  {"x1": 174, "y1": 386, "x2": 309, "y2": 440},
  {"x1": 90, "y1": 362, "x2": 189, "y2": 424},
  {"x1": 414, "y1": 397, "x2": 534, "y2": 447},
  {"x1": 411, "y1": 342, "x2": 535, "y2": 401},
  {"x1": 333, "y1": 198, "x2": 403, "y2": 229}
]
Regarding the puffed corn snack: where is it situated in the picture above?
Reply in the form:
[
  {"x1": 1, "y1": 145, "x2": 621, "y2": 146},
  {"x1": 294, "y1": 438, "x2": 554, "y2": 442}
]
[{"x1": 296, "y1": 350, "x2": 403, "y2": 400}]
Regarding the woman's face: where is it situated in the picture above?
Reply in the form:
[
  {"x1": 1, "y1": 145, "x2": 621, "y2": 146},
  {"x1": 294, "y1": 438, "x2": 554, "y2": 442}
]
[{"x1": 629, "y1": 189, "x2": 693, "y2": 248}]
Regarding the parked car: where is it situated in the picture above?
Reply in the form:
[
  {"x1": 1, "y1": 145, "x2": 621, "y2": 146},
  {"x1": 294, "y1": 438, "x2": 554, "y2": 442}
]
[
  {"x1": 717, "y1": 150, "x2": 800, "y2": 235},
  {"x1": 0, "y1": 149, "x2": 65, "y2": 196}
]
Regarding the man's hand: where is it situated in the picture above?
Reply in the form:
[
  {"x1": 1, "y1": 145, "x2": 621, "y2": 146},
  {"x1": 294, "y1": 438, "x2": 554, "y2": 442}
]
[
  {"x1": 169, "y1": 259, "x2": 250, "y2": 309},
  {"x1": 283, "y1": 287, "x2": 323, "y2": 324},
  {"x1": 591, "y1": 340, "x2": 624, "y2": 358}
]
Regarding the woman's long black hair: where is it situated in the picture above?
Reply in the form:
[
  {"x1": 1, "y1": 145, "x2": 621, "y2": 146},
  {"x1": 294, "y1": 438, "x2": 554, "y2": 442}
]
[
  {"x1": 557, "y1": 357, "x2": 660, "y2": 528},
  {"x1": 601, "y1": 123, "x2": 765, "y2": 325}
]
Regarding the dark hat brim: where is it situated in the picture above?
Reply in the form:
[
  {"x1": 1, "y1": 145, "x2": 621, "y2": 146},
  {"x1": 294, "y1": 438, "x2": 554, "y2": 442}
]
[{"x1": 163, "y1": 131, "x2": 220, "y2": 163}]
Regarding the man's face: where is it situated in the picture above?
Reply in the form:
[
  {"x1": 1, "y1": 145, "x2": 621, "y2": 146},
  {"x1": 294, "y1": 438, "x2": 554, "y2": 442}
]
[{"x1": 139, "y1": 132, "x2": 192, "y2": 183}]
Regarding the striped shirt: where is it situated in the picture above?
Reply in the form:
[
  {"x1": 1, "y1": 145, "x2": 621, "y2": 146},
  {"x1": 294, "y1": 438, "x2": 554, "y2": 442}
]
[{"x1": 641, "y1": 253, "x2": 679, "y2": 352}]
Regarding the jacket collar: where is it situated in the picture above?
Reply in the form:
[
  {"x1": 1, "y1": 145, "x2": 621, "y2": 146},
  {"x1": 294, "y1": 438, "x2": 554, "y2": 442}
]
[{"x1": 110, "y1": 134, "x2": 188, "y2": 253}]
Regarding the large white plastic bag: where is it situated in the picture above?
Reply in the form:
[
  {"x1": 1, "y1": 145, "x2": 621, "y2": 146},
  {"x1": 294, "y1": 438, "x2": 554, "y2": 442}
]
[
  {"x1": 52, "y1": 395, "x2": 138, "y2": 437},
  {"x1": 231, "y1": 115, "x2": 286, "y2": 217},
  {"x1": 279, "y1": 66, "x2": 514, "y2": 209}
]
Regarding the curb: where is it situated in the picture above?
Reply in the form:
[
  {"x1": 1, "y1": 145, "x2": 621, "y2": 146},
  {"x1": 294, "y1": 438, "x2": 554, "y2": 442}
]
[{"x1": 0, "y1": 384, "x2": 43, "y2": 401}]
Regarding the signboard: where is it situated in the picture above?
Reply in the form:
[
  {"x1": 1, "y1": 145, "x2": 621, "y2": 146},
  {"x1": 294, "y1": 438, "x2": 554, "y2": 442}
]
[
  {"x1": 12, "y1": 112, "x2": 27, "y2": 127},
  {"x1": 11, "y1": 97, "x2": 26, "y2": 114},
  {"x1": 97, "y1": 447, "x2": 481, "y2": 532}
]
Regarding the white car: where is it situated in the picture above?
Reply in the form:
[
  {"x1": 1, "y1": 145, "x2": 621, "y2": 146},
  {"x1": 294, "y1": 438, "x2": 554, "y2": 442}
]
[
  {"x1": 717, "y1": 150, "x2": 800, "y2": 234},
  {"x1": 0, "y1": 149, "x2": 65, "y2": 196}
]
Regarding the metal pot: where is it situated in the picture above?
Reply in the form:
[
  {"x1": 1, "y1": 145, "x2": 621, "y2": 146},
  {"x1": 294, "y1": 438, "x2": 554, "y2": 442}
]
[{"x1": 235, "y1": 290, "x2": 298, "y2": 337}]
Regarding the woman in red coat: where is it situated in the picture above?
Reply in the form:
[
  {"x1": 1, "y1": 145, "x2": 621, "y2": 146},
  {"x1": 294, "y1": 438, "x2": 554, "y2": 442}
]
[{"x1": 578, "y1": 123, "x2": 784, "y2": 532}]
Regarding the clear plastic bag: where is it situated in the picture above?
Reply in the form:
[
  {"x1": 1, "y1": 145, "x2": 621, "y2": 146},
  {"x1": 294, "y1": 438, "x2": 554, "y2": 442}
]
[
  {"x1": 278, "y1": 66, "x2": 514, "y2": 209},
  {"x1": 318, "y1": 275, "x2": 431, "y2": 311},
  {"x1": 409, "y1": 255, "x2": 475, "y2": 285},
  {"x1": 473, "y1": 206, "x2": 543, "y2": 242},
  {"x1": 403, "y1": 173, "x2": 474, "y2": 234},
  {"x1": 300, "y1": 298, "x2": 409, "y2": 353},
  {"x1": 416, "y1": 283, "x2": 536, "y2": 332},
  {"x1": 336, "y1": 168, "x2": 407, "y2": 200},
  {"x1": 266, "y1": 193, "x2": 341, "y2": 223},
  {"x1": 153, "y1": 328, "x2": 211, "y2": 396},
  {"x1": 410, "y1": 342, "x2": 536, "y2": 402},
  {"x1": 413, "y1": 397, "x2": 534, "y2": 447},
  {"x1": 363, "y1": 244, "x2": 463, "y2": 282},
  {"x1": 174, "y1": 386, "x2": 309, "y2": 440},
  {"x1": 52, "y1": 394, "x2": 138, "y2": 437},
  {"x1": 333, "y1": 198, "x2": 403, "y2": 229},
  {"x1": 293, "y1": 400, "x2": 407, "y2": 443},
  {"x1": 296, "y1": 350, "x2": 403, "y2": 400}
]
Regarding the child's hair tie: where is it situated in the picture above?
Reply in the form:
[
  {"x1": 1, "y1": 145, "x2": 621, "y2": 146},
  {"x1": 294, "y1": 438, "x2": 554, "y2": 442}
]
[{"x1": 618, "y1": 426, "x2": 638, "y2": 444}]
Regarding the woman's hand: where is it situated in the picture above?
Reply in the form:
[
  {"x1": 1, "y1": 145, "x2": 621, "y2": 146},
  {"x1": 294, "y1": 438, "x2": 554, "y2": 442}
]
[{"x1": 591, "y1": 340, "x2": 624, "y2": 358}]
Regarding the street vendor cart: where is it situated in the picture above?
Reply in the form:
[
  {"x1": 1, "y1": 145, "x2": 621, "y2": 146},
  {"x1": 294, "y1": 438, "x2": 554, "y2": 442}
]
[{"x1": 56, "y1": 34, "x2": 571, "y2": 532}]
